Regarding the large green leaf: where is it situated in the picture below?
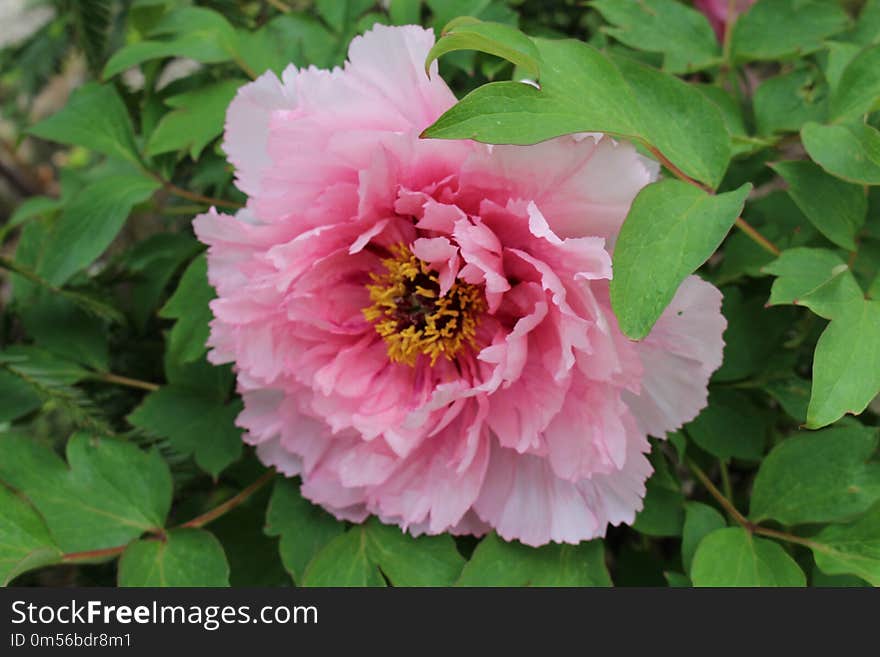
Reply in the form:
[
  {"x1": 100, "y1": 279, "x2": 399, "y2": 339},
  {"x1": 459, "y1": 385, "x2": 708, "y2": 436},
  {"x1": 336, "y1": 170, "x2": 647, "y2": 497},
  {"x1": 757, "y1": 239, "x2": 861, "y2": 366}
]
[
  {"x1": 0, "y1": 485, "x2": 62, "y2": 586},
  {"x1": 29, "y1": 83, "x2": 140, "y2": 166},
  {"x1": 764, "y1": 248, "x2": 864, "y2": 320},
  {"x1": 118, "y1": 529, "x2": 229, "y2": 587},
  {"x1": 301, "y1": 528, "x2": 386, "y2": 587},
  {"x1": 590, "y1": 0, "x2": 720, "y2": 73},
  {"x1": 810, "y1": 503, "x2": 880, "y2": 585},
  {"x1": 303, "y1": 519, "x2": 465, "y2": 587},
  {"x1": 830, "y1": 44, "x2": 880, "y2": 121},
  {"x1": 753, "y1": 69, "x2": 828, "y2": 136},
  {"x1": 265, "y1": 478, "x2": 345, "y2": 584},
  {"x1": 160, "y1": 255, "x2": 213, "y2": 366},
  {"x1": 681, "y1": 502, "x2": 726, "y2": 575},
  {"x1": 456, "y1": 533, "x2": 611, "y2": 586},
  {"x1": 0, "y1": 371, "x2": 42, "y2": 423},
  {"x1": 127, "y1": 387, "x2": 242, "y2": 478},
  {"x1": 103, "y1": 7, "x2": 239, "y2": 78},
  {"x1": 807, "y1": 299, "x2": 880, "y2": 428},
  {"x1": 731, "y1": 0, "x2": 850, "y2": 62},
  {"x1": 750, "y1": 425, "x2": 880, "y2": 525},
  {"x1": 423, "y1": 28, "x2": 731, "y2": 189},
  {"x1": 770, "y1": 161, "x2": 866, "y2": 250},
  {"x1": 0, "y1": 433, "x2": 172, "y2": 553},
  {"x1": 362, "y1": 520, "x2": 465, "y2": 586},
  {"x1": 147, "y1": 80, "x2": 244, "y2": 159},
  {"x1": 801, "y1": 121, "x2": 880, "y2": 185},
  {"x1": 611, "y1": 181, "x2": 750, "y2": 339},
  {"x1": 691, "y1": 527, "x2": 806, "y2": 586},
  {"x1": 37, "y1": 173, "x2": 160, "y2": 286},
  {"x1": 425, "y1": 16, "x2": 540, "y2": 78}
]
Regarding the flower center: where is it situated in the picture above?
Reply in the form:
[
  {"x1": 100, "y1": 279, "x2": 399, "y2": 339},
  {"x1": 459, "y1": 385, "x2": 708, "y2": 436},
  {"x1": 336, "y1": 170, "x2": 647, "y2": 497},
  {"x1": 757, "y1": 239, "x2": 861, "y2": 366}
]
[{"x1": 363, "y1": 244, "x2": 486, "y2": 366}]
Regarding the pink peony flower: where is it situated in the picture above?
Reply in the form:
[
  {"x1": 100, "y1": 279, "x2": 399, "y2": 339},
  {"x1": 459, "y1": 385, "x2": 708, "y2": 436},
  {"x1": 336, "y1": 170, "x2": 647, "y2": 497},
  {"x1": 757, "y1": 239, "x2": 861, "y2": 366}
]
[
  {"x1": 194, "y1": 25, "x2": 726, "y2": 546},
  {"x1": 694, "y1": 0, "x2": 756, "y2": 40}
]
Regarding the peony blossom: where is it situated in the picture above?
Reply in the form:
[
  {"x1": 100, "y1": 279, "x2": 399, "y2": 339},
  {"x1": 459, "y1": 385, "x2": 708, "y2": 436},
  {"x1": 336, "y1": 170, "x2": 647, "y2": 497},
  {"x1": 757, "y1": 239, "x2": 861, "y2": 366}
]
[
  {"x1": 194, "y1": 25, "x2": 726, "y2": 546},
  {"x1": 694, "y1": 0, "x2": 756, "y2": 40}
]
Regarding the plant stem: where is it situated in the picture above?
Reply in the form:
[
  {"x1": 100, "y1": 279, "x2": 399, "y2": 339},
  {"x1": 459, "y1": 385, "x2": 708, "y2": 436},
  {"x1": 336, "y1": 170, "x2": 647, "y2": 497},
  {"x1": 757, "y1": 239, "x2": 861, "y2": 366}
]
[
  {"x1": 161, "y1": 180, "x2": 243, "y2": 210},
  {"x1": 265, "y1": 0, "x2": 291, "y2": 12},
  {"x1": 735, "y1": 217, "x2": 780, "y2": 255},
  {"x1": 93, "y1": 372, "x2": 160, "y2": 392},
  {"x1": 688, "y1": 458, "x2": 750, "y2": 527},
  {"x1": 179, "y1": 470, "x2": 276, "y2": 529},
  {"x1": 62, "y1": 544, "x2": 129, "y2": 563},
  {"x1": 719, "y1": 459, "x2": 733, "y2": 501},
  {"x1": 687, "y1": 458, "x2": 820, "y2": 550}
]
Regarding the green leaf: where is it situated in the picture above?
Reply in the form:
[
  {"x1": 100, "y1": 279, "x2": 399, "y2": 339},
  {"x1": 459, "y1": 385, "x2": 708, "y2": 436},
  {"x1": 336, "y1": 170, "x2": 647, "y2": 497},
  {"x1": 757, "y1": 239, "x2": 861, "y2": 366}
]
[
  {"x1": 807, "y1": 299, "x2": 880, "y2": 428},
  {"x1": 750, "y1": 425, "x2": 880, "y2": 526},
  {"x1": 691, "y1": 527, "x2": 806, "y2": 586},
  {"x1": 801, "y1": 121, "x2": 880, "y2": 185},
  {"x1": 830, "y1": 44, "x2": 880, "y2": 121},
  {"x1": 390, "y1": 0, "x2": 421, "y2": 25},
  {"x1": 611, "y1": 181, "x2": 750, "y2": 339},
  {"x1": 425, "y1": 16, "x2": 539, "y2": 78},
  {"x1": 122, "y1": 233, "x2": 202, "y2": 331},
  {"x1": 754, "y1": 69, "x2": 828, "y2": 136},
  {"x1": 300, "y1": 518, "x2": 464, "y2": 587},
  {"x1": 810, "y1": 502, "x2": 880, "y2": 585},
  {"x1": 103, "y1": 7, "x2": 239, "y2": 78},
  {"x1": 770, "y1": 161, "x2": 866, "y2": 250},
  {"x1": 29, "y1": 83, "x2": 140, "y2": 166},
  {"x1": 590, "y1": 0, "x2": 720, "y2": 73},
  {"x1": 824, "y1": 41, "x2": 863, "y2": 91},
  {"x1": 682, "y1": 502, "x2": 726, "y2": 575},
  {"x1": 713, "y1": 287, "x2": 797, "y2": 382},
  {"x1": 456, "y1": 533, "x2": 611, "y2": 586},
  {"x1": 147, "y1": 80, "x2": 244, "y2": 159},
  {"x1": 160, "y1": 255, "x2": 213, "y2": 365},
  {"x1": 423, "y1": 31, "x2": 731, "y2": 189},
  {"x1": 265, "y1": 479, "x2": 345, "y2": 584},
  {"x1": 37, "y1": 173, "x2": 160, "y2": 286},
  {"x1": 0, "y1": 485, "x2": 62, "y2": 586},
  {"x1": 71, "y1": 0, "x2": 111, "y2": 75},
  {"x1": 302, "y1": 527, "x2": 386, "y2": 587},
  {"x1": 686, "y1": 391, "x2": 768, "y2": 460},
  {"x1": 362, "y1": 519, "x2": 465, "y2": 586},
  {"x1": 850, "y1": 0, "x2": 880, "y2": 46},
  {"x1": 633, "y1": 453, "x2": 684, "y2": 537},
  {"x1": 762, "y1": 376, "x2": 812, "y2": 423},
  {"x1": 731, "y1": 0, "x2": 850, "y2": 62},
  {"x1": 764, "y1": 248, "x2": 864, "y2": 320},
  {"x1": 0, "y1": 433, "x2": 172, "y2": 553},
  {"x1": 127, "y1": 386, "x2": 242, "y2": 478},
  {"x1": 21, "y1": 296, "x2": 109, "y2": 371},
  {"x1": 315, "y1": 0, "x2": 375, "y2": 32},
  {"x1": 118, "y1": 529, "x2": 229, "y2": 587},
  {"x1": 0, "y1": 371, "x2": 42, "y2": 423}
]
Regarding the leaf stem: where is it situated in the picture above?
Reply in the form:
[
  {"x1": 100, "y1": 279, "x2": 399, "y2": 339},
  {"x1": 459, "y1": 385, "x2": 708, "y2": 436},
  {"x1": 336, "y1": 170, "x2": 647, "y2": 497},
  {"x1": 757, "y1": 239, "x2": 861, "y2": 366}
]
[
  {"x1": 687, "y1": 458, "x2": 819, "y2": 549},
  {"x1": 92, "y1": 372, "x2": 160, "y2": 392},
  {"x1": 179, "y1": 469, "x2": 276, "y2": 529},
  {"x1": 62, "y1": 544, "x2": 129, "y2": 563},
  {"x1": 265, "y1": 0, "x2": 291, "y2": 13},
  {"x1": 688, "y1": 458, "x2": 750, "y2": 527},
  {"x1": 161, "y1": 179, "x2": 244, "y2": 210},
  {"x1": 735, "y1": 217, "x2": 780, "y2": 256}
]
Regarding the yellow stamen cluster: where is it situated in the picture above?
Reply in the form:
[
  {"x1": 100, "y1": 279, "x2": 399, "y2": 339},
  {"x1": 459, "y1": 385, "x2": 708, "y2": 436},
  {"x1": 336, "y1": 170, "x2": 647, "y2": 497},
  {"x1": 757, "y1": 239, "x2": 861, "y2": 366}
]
[{"x1": 363, "y1": 244, "x2": 486, "y2": 367}]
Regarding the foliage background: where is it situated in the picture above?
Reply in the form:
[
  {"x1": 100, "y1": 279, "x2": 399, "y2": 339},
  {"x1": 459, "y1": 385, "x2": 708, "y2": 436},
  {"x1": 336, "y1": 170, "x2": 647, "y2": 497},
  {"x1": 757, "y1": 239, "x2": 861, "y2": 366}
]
[{"x1": 0, "y1": 0, "x2": 878, "y2": 587}]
